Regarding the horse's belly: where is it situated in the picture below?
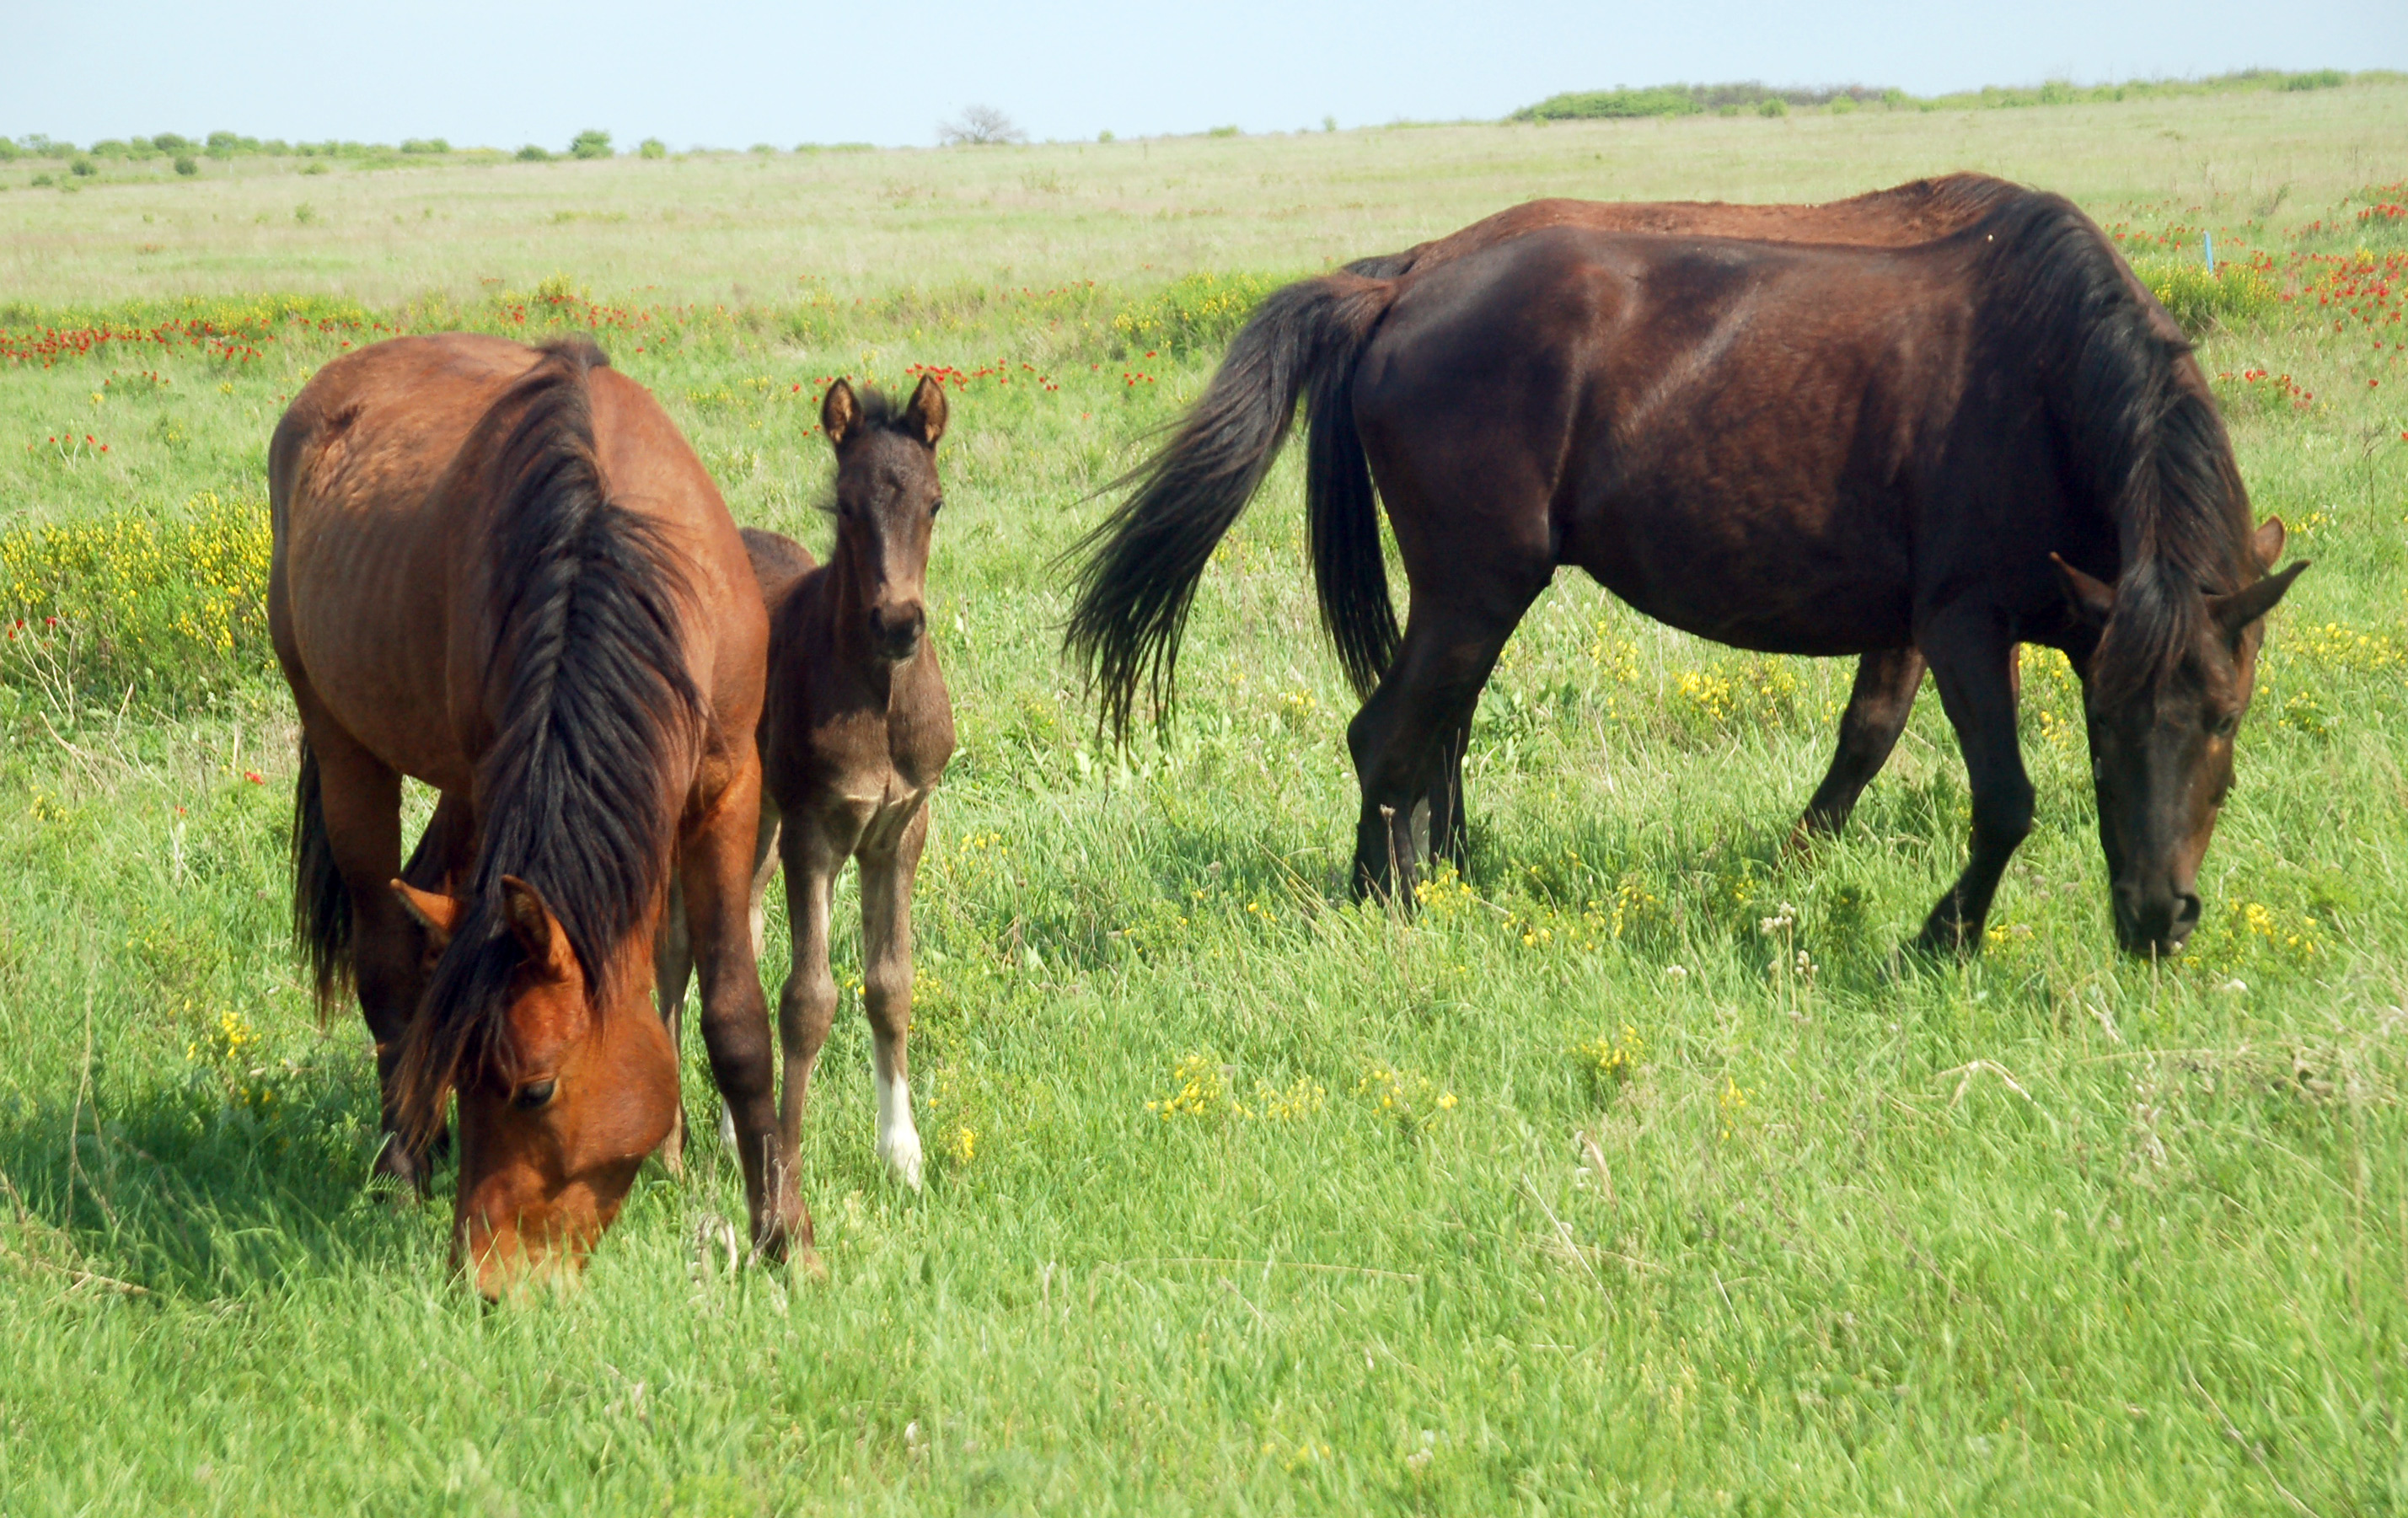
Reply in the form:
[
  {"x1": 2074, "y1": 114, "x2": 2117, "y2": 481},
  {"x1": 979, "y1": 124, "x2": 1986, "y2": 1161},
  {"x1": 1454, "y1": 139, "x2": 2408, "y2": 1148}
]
[
  {"x1": 285, "y1": 513, "x2": 470, "y2": 789},
  {"x1": 1567, "y1": 493, "x2": 1912, "y2": 656}
]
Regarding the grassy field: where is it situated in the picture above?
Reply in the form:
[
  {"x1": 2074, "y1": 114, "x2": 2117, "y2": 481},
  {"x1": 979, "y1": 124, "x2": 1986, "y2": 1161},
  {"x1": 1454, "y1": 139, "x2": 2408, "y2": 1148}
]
[{"x1": 2, "y1": 80, "x2": 2405, "y2": 1513}]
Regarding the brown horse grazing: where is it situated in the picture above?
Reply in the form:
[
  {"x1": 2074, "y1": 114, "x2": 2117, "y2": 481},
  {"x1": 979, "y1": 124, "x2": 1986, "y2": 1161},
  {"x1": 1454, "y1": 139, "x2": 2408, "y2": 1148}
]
[
  {"x1": 657, "y1": 376, "x2": 953, "y2": 1191},
  {"x1": 271, "y1": 334, "x2": 800, "y2": 1297},
  {"x1": 1068, "y1": 180, "x2": 2307, "y2": 957}
]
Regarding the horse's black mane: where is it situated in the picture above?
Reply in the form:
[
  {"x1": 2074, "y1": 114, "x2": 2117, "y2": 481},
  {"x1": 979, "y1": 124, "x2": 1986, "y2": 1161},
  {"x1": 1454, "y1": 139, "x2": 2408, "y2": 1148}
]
[
  {"x1": 400, "y1": 337, "x2": 704, "y2": 1134},
  {"x1": 1973, "y1": 190, "x2": 2255, "y2": 700}
]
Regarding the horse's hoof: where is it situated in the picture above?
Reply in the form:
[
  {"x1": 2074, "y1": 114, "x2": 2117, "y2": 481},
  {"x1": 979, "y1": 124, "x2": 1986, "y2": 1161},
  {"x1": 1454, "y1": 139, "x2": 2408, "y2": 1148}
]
[{"x1": 878, "y1": 1129, "x2": 925, "y2": 1192}]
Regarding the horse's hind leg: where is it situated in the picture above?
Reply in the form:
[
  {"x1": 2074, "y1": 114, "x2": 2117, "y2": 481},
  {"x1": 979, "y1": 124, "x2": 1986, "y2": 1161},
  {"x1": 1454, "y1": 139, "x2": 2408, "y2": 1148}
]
[
  {"x1": 1916, "y1": 620, "x2": 2032, "y2": 954},
  {"x1": 1792, "y1": 647, "x2": 1927, "y2": 847},
  {"x1": 1348, "y1": 593, "x2": 1536, "y2": 901},
  {"x1": 1423, "y1": 716, "x2": 1473, "y2": 877}
]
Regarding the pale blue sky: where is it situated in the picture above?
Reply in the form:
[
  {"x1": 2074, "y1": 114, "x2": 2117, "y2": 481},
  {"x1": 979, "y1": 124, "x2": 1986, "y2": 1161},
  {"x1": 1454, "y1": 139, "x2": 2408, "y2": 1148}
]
[{"x1": 13, "y1": 0, "x2": 2404, "y2": 149}]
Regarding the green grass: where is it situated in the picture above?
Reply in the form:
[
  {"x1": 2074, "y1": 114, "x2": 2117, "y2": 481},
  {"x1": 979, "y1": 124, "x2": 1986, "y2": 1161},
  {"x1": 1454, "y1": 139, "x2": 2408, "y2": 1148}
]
[{"x1": 2, "y1": 85, "x2": 2407, "y2": 1513}]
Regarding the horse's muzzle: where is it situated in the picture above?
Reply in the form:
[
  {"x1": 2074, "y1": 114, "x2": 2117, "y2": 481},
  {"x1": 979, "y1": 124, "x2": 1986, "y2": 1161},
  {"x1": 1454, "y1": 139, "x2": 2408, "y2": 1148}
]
[
  {"x1": 2114, "y1": 883, "x2": 2202, "y2": 957},
  {"x1": 869, "y1": 602, "x2": 925, "y2": 662}
]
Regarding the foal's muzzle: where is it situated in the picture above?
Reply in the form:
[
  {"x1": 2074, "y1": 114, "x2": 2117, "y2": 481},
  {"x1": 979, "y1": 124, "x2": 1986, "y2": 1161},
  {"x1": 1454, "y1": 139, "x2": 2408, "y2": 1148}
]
[{"x1": 869, "y1": 602, "x2": 925, "y2": 662}]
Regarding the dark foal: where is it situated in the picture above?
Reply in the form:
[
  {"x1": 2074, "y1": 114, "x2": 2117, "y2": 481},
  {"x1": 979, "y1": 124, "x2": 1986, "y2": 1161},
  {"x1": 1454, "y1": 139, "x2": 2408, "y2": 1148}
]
[
  {"x1": 659, "y1": 376, "x2": 954, "y2": 1188},
  {"x1": 1070, "y1": 180, "x2": 2305, "y2": 957}
]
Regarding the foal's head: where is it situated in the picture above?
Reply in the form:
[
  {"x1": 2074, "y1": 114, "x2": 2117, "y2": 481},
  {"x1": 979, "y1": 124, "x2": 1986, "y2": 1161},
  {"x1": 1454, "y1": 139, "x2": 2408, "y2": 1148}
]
[
  {"x1": 821, "y1": 375, "x2": 947, "y2": 662},
  {"x1": 394, "y1": 877, "x2": 677, "y2": 1300},
  {"x1": 2057, "y1": 518, "x2": 2307, "y2": 957}
]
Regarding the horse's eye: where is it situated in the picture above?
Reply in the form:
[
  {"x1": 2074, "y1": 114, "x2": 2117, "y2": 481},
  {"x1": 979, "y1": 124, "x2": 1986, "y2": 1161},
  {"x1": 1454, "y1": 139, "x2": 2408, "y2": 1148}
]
[
  {"x1": 2210, "y1": 711, "x2": 2239, "y2": 739},
  {"x1": 512, "y1": 1077, "x2": 558, "y2": 1111},
  {"x1": 930, "y1": 496, "x2": 944, "y2": 519}
]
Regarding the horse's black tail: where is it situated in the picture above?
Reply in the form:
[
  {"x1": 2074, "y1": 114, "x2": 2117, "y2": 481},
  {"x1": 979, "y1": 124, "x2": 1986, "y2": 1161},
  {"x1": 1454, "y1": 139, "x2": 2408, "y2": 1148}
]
[
  {"x1": 291, "y1": 733, "x2": 351, "y2": 1016},
  {"x1": 1065, "y1": 271, "x2": 1399, "y2": 743}
]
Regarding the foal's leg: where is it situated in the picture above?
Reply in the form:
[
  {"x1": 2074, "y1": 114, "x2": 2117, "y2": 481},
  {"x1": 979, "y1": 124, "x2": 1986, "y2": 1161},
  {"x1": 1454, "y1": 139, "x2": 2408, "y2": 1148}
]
[
  {"x1": 859, "y1": 806, "x2": 930, "y2": 1189},
  {"x1": 1793, "y1": 647, "x2": 1927, "y2": 845},
  {"x1": 1348, "y1": 594, "x2": 1536, "y2": 901},
  {"x1": 1915, "y1": 619, "x2": 2033, "y2": 954},
  {"x1": 774, "y1": 813, "x2": 844, "y2": 1177},
  {"x1": 681, "y1": 761, "x2": 804, "y2": 1258}
]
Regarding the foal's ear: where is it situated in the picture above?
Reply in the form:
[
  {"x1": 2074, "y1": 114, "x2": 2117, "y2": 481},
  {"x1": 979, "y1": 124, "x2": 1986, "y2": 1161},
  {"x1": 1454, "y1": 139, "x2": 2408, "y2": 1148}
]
[
  {"x1": 2250, "y1": 517, "x2": 2286, "y2": 571},
  {"x1": 820, "y1": 378, "x2": 860, "y2": 448},
  {"x1": 902, "y1": 373, "x2": 947, "y2": 447},
  {"x1": 2209, "y1": 560, "x2": 2310, "y2": 637},
  {"x1": 391, "y1": 881, "x2": 461, "y2": 950},
  {"x1": 2051, "y1": 554, "x2": 2116, "y2": 629},
  {"x1": 498, "y1": 875, "x2": 573, "y2": 979}
]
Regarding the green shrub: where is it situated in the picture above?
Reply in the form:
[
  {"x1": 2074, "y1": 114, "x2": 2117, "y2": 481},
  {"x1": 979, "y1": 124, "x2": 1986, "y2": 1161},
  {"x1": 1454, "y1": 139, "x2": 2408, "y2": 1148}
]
[
  {"x1": 174, "y1": 156, "x2": 197, "y2": 176},
  {"x1": 2135, "y1": 257, "x2": 2280, "y2": 335},
  {"x1": 68, "y1": 157, "x2": 94, "y2": 177},
  {"x1": 1515, "y1": 87, "x2": 1702, "y2": 121},
  {"x1": 151, "y1": 133, "x2": 192, "y2": 153},
  {"x1": 1758, "y1": 97, "x2": 1788, "y2": 118},
  {"x1": 2283, "y1": 69, "x2": 2346, "y2": 90},
  {"x1": 569, "y1": 129, "x2": 613, "y2": 159},
  {"x1": 1110, "y1": 271, "x2": 1283, "y2": 357},
  {"x1": 399, "y1": 137, "x2": 448, "y2": 154},
  {"x1": 517, "y1": 144, "x2": 552, "y2": 162},
  {"x1": 638, "y1": 137, "x2": 667, "y2": 158}
]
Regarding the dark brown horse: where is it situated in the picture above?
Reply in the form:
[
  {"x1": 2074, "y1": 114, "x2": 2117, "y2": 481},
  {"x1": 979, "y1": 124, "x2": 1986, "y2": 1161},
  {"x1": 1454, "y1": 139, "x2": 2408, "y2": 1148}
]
[
  {"x1": 1317, "y1": 174, "x2": 2023, "y2": 861},
  {"x1": 271, "y1": 334, "x2": 800, "y2": 1297},
  {"x1": 657, "y1": 377, "x2": 954, "y2": 1192},
  {"x1": 1068, "y1": 180, "x2": 2306, "y2": 956}
]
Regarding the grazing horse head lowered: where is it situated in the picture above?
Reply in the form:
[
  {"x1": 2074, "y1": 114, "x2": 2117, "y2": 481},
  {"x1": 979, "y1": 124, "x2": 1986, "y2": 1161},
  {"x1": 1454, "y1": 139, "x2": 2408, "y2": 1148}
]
[
  {"x1": 1065, "y1": 175, "x2": 2306, "y2": 958},
  {"x1": 273, "y1": 334, "x2": 791, "y2": 1299}
]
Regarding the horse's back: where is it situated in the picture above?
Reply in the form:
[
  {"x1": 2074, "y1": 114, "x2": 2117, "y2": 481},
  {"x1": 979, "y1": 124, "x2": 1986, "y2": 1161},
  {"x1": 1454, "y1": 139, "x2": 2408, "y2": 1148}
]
[
  {"x1": 1367, "y1": 174, "x2": 2019, "y2": 282},
  {"x1": 741, "y1": 527, "x2": 818, "y2": 610},
  {"x1": 1356, "y1": 223, "x2": 1969, "y2": 652}
]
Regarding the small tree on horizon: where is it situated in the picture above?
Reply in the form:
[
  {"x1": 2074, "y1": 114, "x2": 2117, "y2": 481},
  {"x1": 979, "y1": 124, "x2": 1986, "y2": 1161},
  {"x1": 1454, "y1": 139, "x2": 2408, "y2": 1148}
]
[
  {"x1": 569, "y1": 128, "x2": 613, "y2": 159},
  {"x1": 938, "y1": 105, "x2": 1025, "y2": 146}
]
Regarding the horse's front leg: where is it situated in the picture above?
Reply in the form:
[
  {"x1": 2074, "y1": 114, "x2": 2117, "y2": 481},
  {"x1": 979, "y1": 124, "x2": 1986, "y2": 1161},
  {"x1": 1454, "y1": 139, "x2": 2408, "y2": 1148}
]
[
  {"x1": 773, "y1": 810, "x2": 843, "y2": 1181},
  {"x1": 859, "y1": 806, "x2": 930, "y2": 1189},
  {"x1": 682, "y1": 759, "x2": 806, "y2": 1259},
  {"x1": 1793, "y1": 646, "x2": 1927, "y2": 847},
  {"x1": 1916, "y1": 620, "x2": 2033, "y2": 954}
]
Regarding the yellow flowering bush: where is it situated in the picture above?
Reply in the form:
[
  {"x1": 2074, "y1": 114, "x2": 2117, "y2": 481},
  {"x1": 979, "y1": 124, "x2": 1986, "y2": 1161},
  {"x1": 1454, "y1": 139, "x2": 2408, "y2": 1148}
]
[
  {"x1": 0, "y1": 493, "x2": 272, "y2": 696},
  {"x1": 1580, "y1": 1025, "x2": 1647, "y2": 1095},
  {"x1": 1110, "y1": 271, "x2": 1280, "y2": 357},
  {"x1": 1359, "y1": 1065, "x2": 1456, "y2": 1135}
]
